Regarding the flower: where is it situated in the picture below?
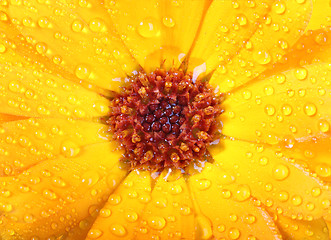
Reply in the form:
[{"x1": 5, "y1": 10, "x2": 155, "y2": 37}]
[{"x1": 0, "y1": 0, "x2": 331, "y2": 239}]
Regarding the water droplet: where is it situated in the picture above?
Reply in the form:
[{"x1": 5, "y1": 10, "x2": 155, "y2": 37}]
[
  {"x1": 318, "y1": 119, "x2": 330, "y2": 133},
  {"x1": 264, "y1": 86, "x2": 274, "y2": 96},
  {"x1": 137, "y1": 18, "x2": 160, "y2": 38},
  {"x1": 291, "y1": 195, "x2": 303, "y2": 206},
  {"x1": 60, "y1": 140, "x2": 80, "y2": 157},
  {"x1": 265, "y1": 104, "x2": 275, "y2": 116},
  {"x1": 88, "y1": 229, "x2": 103, "y2": 239},
  {"x1": 110, "y1": 224, "x2": 127, "y2": 237},
  {"x1": 93, "y1": 101, "x2": 110, "y2": 114},
  {"x1": 253, "y1": 50, "x2": 271, "y2": 65},
  {"x1": 196, "y1": 179, "x2": 211, "y2": 190},
  {"x1": 303, "y1": 103, "x2": 317, "y2": 116},
  {"x1": 311, "y1": 187, "x2": 321, "y2": 197},
  {"x1": 315, "y1": 164, "x2": 331, "y2": 177},
  {"x1": 162, "y1": 17, "x2": 175, "y2": 27},
  {"x1": 242, "y1": 90, "x2": 252, "y2": 100},
  {"x1": 234, "y1": 185, "x2": 251, "y2": 201},
  {"x1": 100, "y1": 208, "x2": 112, "y2": 218},
  {"x1": 277, "y1": 191, "x2": 289, "y2": 202},
  {"x1": 273, "y1": 1, "x2": 286, "y2": 14},
  {"x1": 75, "y1": 64, "x2": 91, "y2": 80},
  {"x1": 228, "y1": 227, "x2": 241, "y2": 239},
  {"x1": 236, "y1": 14, "x2": 247, "y2": 26},
  {"x1": 282, "y1": 104, "x2": 292, "y2": 116},
  {"x1": 81, "y1": 171, "x2": 100, "y2": 187},
  {"x1": 196, "y1": 215, "x2": 212, "y2": 239},
  {"x1": 148, "y1": 216, "x2": 166, "y2": 230},
  {"x1": 89, "y1": 18, "x2": 107, "y2": 32},
  {"x1": 42, "y1": 189, "x2": 57, "y2": 200},
  {"x1": 294, "y1": 67, "x2": 307, "y2": 80},
  {"x1": 272, "y1": 164, "x2": 289, "y2": 180},
  {"x1": 126, "y1": 211, "x2": 138, "y2": 222},
  {"x1": 71, "y1": 19, "x2": 84, "y2": 32},
  {"x1": 0, "y1": 43, "x2": 6, "y2": 53}
]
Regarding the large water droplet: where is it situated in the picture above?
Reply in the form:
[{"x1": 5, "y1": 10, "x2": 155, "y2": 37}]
[
  {"x1": 137, "y1": 18, "x2": 160, "y2": 38},
  {"x1": 272, "y1": 164, "x2": 289, "y2": 180},
  {"x1": 60, "y1": 140, "x2": 80, "y2": 157}
]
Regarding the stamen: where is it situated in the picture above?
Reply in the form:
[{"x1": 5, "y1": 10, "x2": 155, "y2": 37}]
[{"x1": 108, "y1": 68, "x2": 223, "y2": 170}]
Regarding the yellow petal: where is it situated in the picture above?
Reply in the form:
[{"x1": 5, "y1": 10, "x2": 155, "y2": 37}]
[
  {"x1": 189, "y1": 0, "x2": 273, "y2": 75},
  {"x1": 276, "y1": 138, "x2": 331, "y2": 182},
  {"x1": 0, "y1": 142, "x2": 127, "y2": 239},
  {"x1": 210, "y1": 138, "x2": 331, "y2": 219},
  {"x1": 86, "y1": 170, "x2": 151, "y2": 240},
  {"x1": 262, "y1": 27, "x2": 331, "y2": 77},
  {"x1": 207, "y1": 0, "x2": 312, "y2": 93},
  {"x1": 188, "y1": 162, "x2": 281, "y2": 239},
  {"x1": 104, "y1": 0, "x2": 208, "y2": 72},
  {"x1": 221, "y1": 62, "x2": 331, "y2": 144},
  {"x1": 136, "y1": 170, "x2": 195, "y2": 239},
  {"x1": 1, "y1": 0, "x2": 137, "y2": 91},
  {"x1": 307, "y1": 0, "x2": 331, "y2": 30},
  {"x1": 275, "y1": 214, "x2": 329, "y2": 239},
  {"x1": 0, "y1": 118, "x2": 108, "y2": 176},
  {"x1": 0, "y1": 60, "x2": 110, "y2": 118}
]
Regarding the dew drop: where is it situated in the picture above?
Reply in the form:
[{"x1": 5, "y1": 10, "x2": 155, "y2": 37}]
[
  {"x1": 89, "y1": 18, "x2": 107, "y2": 32},
  {"x1": 234, "y1": 185, "x2": 251, "y2": 201},
  {"x1": 294, "y1": 67, "x2": 307, "y2": 80},
  {"x1": 137, "y1": 18, "x2": 160, "y2": 38},
  {"x1": 273, "y1": 1, "x2": 286, "y2": 14},
  {"x1": 272, "y1": 164, "x2": 289, "y2": 180},
  {"x1": 99, "y1": 208, "x2": 112, "y2": 218},
  {"x1": 264, "y1": 104, "x2": 275, "y2": 116},
  {"x1": 81, "y1": 171, "x2": 100, "y2": 187},
  {"x1": 71, "y1": 19, "x2": 84, "y2": 32},
  {"x1": 148, "y1": 216, "x2": 166, "y2": 230},
  {"x1": 315, "y1": 164, "x2": 331, "y2": 178},
  {"x1": 162, "y1": 17, "x2": 175, "y2": 28},
  {"x1": 196, "y1": 179, "x2": 211, "y2": 190},
  {"x1": 196, "y1": 215, "x2": 212, "y2": 240},
  {"x1": 0, "y1": 43, "x2": 6, "y2": 53},
  {"x1": 281, "y1": 104, "x2": 292, "y2": 116},
  {"x1": 110, "y1": 224, "x2": 127, "y2": 237},
  {"x1": 75, "y1": 64, "x2": 91, "y2": 80},
  {"x1": 42, "y1": 189, "x2": 57, "y2": 200},
  {"x1": 318, "y1": 119, "x2": 330, "y2": 133},
  {"x1": 126, "y1": 211, "x2": 138, "y2": 222},
  {"x1": 60, "y1": 140, "x2": 80, "y2": 157},
  {"x1": 228, "y1": 227, "x2": 241, "y2": 239},
  {"x1": 88, "y1": 229, "x2": 103, "y2": 239},
  {"x1": 303, "y1": 103, "x2": 317, "y2": 116},
  {"x1": 277, "y1": 191, "x2": 289, "y2": 202},
  {"x1": 253, "y1": 50, "x2": 271, "y2": 65},
  {"x1": 291, "y1": 195, "x2": 303, "y2": 206}
]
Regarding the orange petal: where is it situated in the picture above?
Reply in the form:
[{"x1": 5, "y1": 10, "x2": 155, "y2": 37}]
[
  {"x1": 86, "y1": 170, "x2": 151, "y2": 240},
  {"x1": 0, "y1": 142, "x2": 127, "y2": 239},
  {"x1": 1, "y1": 0, "x2": 137, "y2": 91},
  {"x1": 0, "y1": 113, "x2": 26, "y2": 123},
  {"x1": 210, "y1": 138, "x2": 331, "y2": 220},
  {"x1": 188, "y1": 162, "x2": 281, "y2": 239},
  {"x1": 0, "y1": 118, "x2": 108, "y2": 176},
  {"x1": 221, "y1": 62, "x2": 331, "y2": 144},
  {"x1": 0, "y1": 55, "x2": 110, "y2": 118},
  {"x1": 103, "y1": 0, "x2": 208, "y2": 72},
  {"x1": 307, "y1": 0, "x2": 331, "y2": 30},
  {"x1": 208, "y1": 0, "x2": 312, "y2": 93},
  {"x1": 135, "y1": 170, "x2": 195, "y2": 239},
  {"x1": 275, "y1": 214, "x2": 329, "y2": 239}
]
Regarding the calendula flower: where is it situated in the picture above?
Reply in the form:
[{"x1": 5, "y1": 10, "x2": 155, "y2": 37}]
[{"x1": 0, "y1": 0, "x2": 331, "y2": 239}]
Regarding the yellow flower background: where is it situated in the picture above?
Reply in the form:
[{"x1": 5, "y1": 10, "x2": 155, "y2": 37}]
[{"x1": 0, "y1": 0, "x2": 331, "y2": 239}]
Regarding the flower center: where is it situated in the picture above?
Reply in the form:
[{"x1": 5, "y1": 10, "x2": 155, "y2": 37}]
[{"x1": 108, "y1": 69, "x2": 222, "y2": 170}]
